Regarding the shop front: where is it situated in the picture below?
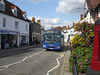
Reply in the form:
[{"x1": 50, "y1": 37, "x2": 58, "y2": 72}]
[
  {"x1": 0, "y1": 30, "x2": 19, "y2": 49},
  {"x1": 19, "y1": 34, "x2": 29, "y2": 46}
]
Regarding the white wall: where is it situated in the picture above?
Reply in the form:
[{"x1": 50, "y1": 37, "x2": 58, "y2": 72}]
[
  {"x1": 0, "y1": 13, "x2": 29, "y2": 35},
  {"x1": 62, "y1": 28, "x2": 74, "y2": 42}
]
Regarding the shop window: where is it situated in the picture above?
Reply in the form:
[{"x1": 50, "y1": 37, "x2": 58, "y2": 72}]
[
  {"x1": 21, "y1": 36, "x2": 28, "y2": 44},
  {"x1": 3, "y1": 18, "x2": 6, "y2": 27},
  {"x1": 15, "y1": 21, "x2": 18, "y2": 29}
]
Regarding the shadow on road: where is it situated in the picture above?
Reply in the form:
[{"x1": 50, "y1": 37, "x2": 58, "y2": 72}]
[{"x1": 45, "y1": 46, "x2": 67, "y2": 52}]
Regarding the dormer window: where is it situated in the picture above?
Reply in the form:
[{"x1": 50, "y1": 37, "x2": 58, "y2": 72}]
[
  {"x1": 0, "y1": 0, "x2": 5, "y2": 11},
  {"x1": 22, "y1": 11, "x2": 27, "y2": 20},
  {"x1": 11, "y1": 6, "x2": 17, "y2": 16}
]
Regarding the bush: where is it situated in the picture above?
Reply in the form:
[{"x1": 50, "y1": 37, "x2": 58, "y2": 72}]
[
  {"x1": 69, "y1": 46, "x2": 93, "y2": 72},
  {"x1": 69, "y1": 21, "x2": 94, "y2": 73}
]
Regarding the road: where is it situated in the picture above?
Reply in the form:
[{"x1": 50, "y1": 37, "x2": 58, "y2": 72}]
[{"x1": 0, "y1": 46, "x2": 66, "y2": 75}]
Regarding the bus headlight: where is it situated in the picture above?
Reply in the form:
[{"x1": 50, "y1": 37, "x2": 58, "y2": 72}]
[
  {"x1": 43, "y1": 45, "x2": 46, "y2": 47},
  {"x1": 57, "y1": 46, "x2": 60, "y2": 48}
]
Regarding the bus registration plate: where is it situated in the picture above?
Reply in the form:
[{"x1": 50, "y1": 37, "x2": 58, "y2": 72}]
[{"x1": 49, "y1": 48, "x2": 53, "y2": 49}]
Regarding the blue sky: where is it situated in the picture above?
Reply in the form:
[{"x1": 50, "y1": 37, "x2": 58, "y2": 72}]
[{"x1": 8, "y1": 0, "x2": 85, "y2": 29}]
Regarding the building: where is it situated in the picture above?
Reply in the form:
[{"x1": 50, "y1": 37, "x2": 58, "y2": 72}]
[
  {"x1": 0, "y1": 0, "x2": 29, "y2": 49},
  {"x1": 29, "y1": 17, "x2": 41, "y2": 45},
  {"x1": 82, "y1": 0, "x2": 100, "y2": 23},
  {"x1": 41, "y1": 26, "x2": 45, "y2": 42}
]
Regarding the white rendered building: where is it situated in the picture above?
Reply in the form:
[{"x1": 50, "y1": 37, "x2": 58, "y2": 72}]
[{"x1": 0, "y1": 0, "x2": 29, "y2": 49}]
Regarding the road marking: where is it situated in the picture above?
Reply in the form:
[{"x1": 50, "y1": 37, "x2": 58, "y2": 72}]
[
  {"x1": 47, "y1": 54, "x2": 64, "y2": 75},
  {"x1": 0, "y1": 50, "x2": 45, "y2": 71}
]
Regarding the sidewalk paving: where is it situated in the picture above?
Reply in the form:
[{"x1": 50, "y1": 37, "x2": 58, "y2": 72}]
[
  {"x1": 0, "y1": 44, "x2": 42, "y2": 57},
  {"x1": 61, "y1": 43, "x2": 73, "y2": 75}
]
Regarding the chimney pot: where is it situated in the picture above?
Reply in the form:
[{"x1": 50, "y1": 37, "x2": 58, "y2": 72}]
[
  {"x1": 80, "y1": 13, "x2": 83, "y2": 20},
  {"x1": 32, "y1": 17, "x2": 35, "y2": 22},
  {"x1": 37, "y1": 20, "x2": 41, "y2": 24}
]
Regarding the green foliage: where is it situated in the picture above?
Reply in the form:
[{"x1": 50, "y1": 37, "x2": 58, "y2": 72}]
[
  {"x1": 69, "y1": 47, "x2": 93, "y2": 72},
  {"x1": 69, "y1": 21, "x2": 94, "y2": 73}
]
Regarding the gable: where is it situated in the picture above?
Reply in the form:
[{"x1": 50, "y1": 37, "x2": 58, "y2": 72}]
[
  {"x1": 86, "y1": 0, "x2": 100, "y2": 9},
  {"x1": 0, "y1": 0, "x2": 29, "y2": 22},
  {"x1": 0, "y1": 0, "x2": 5, "y2": 5}
]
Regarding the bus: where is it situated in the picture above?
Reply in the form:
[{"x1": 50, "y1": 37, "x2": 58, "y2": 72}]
[{"x1": 42, "y1": 29, "x2": 64, "y2": 50}]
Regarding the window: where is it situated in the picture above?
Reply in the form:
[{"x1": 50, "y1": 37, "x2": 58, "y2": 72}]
[
  {"x1": 0, "y1": 3, "x2": 5, "y2": 11},
  {"x1": 26, "y1": 24, "x2": 28, "y2": 31},
  {"x1": 3, "y1": 18, "x2": 6, "y2": 27},
  {"x1": 98, "y1": 6, "x2": 100, "y2": 20},
  {"x1": 14, "y1": 10, "x2": 17, "y2": 16},
  {"x1": 23, "y1": 14, "x2": 27, "y2": 20},
  {"x1": 15, "y1": 21, "x2": 18, "y2": 29}
]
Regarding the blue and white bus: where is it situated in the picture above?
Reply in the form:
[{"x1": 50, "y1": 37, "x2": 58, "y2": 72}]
[{"x1": 42, "y1": 29, "x2": 64, "y2": 50}]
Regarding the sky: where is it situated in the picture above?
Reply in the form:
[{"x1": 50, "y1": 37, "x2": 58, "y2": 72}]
[{"x1": 7, "y1": 0, "x2": 85, "y2": 30}]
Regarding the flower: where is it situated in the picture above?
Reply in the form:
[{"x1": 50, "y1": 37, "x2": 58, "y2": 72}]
[
  {"x1": 87, "y1": 39, "x2": 90, "y2": 41},
  {"x1": 85, "y1": 59, "x2": 88, "y2": 61},
  {"x1": 83, "y1": 50, "x2": 85, "y2": 52},
  {"x1": 80, "y1": 65, "x2": 83, "y2": 68},
  {"x1": 86, "y1": 62, "x2": 88, "y2": 64},
  {"x1": 74, "y1": 52, "x2": 76, "y2": 54},
  {"x1": 79, "y1": 62, "x2": 82, "y2": 65},
  {"x1": 83, "y1": 45, "x2": 85, "y2": 47},
  {"x1": 72, "y1": 48, "x2": 74, "y2": 49}
]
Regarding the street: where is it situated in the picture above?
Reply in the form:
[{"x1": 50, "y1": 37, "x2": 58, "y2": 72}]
[{"x1": 0, "y1": 46, "x2": 66, "y2": 75}]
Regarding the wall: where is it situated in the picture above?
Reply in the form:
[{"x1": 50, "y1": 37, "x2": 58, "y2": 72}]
[{"x1": 0, "y1": 13, "x2": 29, "y2": 35}]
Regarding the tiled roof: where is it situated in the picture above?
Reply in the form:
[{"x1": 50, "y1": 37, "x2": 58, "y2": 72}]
[
  {"x1": 86, "y1": 0, "x2": 100, "y2": 9},
  {"x1": 0, "y1": 0, "x2": 29, "y2": 22},
  {"x1": 53, "y1": 26, "x2": 67, "y2": 31},
  {"x1": 22, "y1": 11, "x2": 26, "y2": 14},
  {"x1": 11, "y1": 5, "x2": 16, "y2": 9}
]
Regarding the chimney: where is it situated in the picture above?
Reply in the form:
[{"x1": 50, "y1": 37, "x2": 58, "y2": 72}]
[
  {"x1": 32, "y1": 17, "x2": 35, "y2": 22},
  {"x1": 37, "y1": 20, "x2": 41, "y2": 24},
  {"x1": 73, "y1": 21, "x2": 75, "y2": 26},
  {"x1": 68, "y1": 25, "x2": 70, "y2": 29},
  {"x1": 80, "y1": 13, "x2": 83, "y2": 20}
]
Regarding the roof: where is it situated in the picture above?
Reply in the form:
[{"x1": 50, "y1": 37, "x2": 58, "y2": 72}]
[
  {"x1": 53, "y1": 26, "x2": 67, "y2": 31},
  {"x1": 86, "y1": 0, "x2": 100, "y2": 9},
  {"x1": 0, "y1": 0, "x2": 29, "y2": 22},
  {"x1": 11, "y1": 5, "x2": 16, "y2": 9},
  {"x1": 22, "y1": 11, "x2": 26, "y2": 14}
]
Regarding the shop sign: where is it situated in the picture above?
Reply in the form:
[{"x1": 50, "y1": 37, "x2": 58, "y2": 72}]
[{"x1": 0, "y1": 30, "x2": 19, "y2": 34}]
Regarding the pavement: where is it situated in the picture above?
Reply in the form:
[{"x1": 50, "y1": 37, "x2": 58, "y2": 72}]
[
  {"x1": 0, "y1": 44, "x2": 42, "y2": 57},
  {"x1": 0, "y1": 43, "x2": 73, "y2": 75},
  {"x1": 60, "y1": 43, "x2": 73, "y2": 75}
]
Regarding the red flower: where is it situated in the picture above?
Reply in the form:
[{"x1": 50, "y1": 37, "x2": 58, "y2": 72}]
[
  {"x1": 83, "y1": 50, "x2": 85, "y2": 52},
  {"x1": 87, "y1": 45, "x2": 89, "y2": 47},
  {"x1": 83, "y1": 45, "x2": 85, "y2": 47},
  {"x1": 84, "y1": 30, "x2": 86, "y2": 32},
  {"x1": 72, "y1": 48, "x2": 74, "y2": 49},
  {"x1": 87, "y1": 30, "x2": 89, "y2": 32},
  {"x1": 82, "y1": 47, "x2": 83, "y2": 49}
]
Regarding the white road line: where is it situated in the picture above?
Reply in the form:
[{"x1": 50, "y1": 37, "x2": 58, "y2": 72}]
[
  {"x1": 0, "y1": 50, "x2": 44, "y2": 71},
  {"x1": 47, "y1": 54, "x2": 64, "y2": 75}
]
